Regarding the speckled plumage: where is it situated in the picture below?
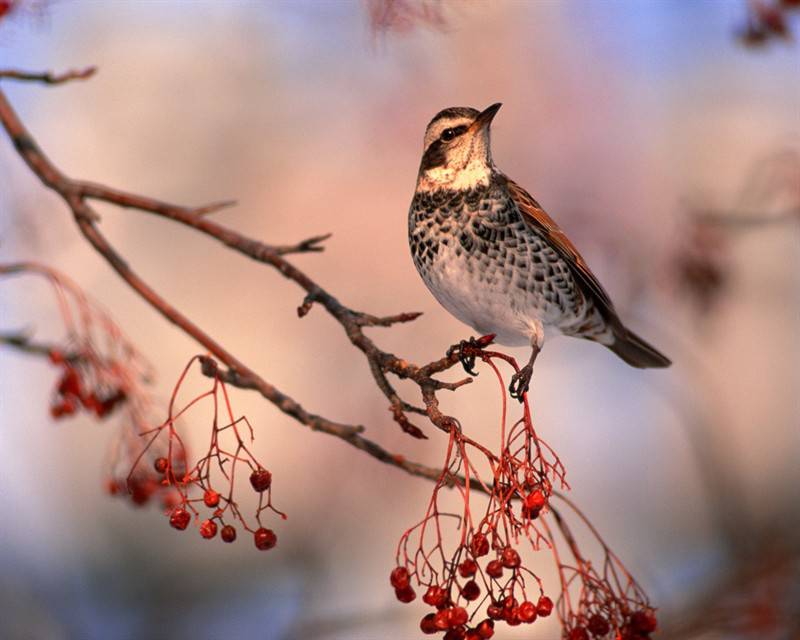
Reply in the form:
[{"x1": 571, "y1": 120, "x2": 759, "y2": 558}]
[{"x1": 409, "y1": 173, "x2": 608, "y2": 347}]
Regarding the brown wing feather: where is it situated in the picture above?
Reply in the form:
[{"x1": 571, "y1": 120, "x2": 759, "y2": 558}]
[{"x1": 500, "y1": 174, "x2": 622, "y2": 329}]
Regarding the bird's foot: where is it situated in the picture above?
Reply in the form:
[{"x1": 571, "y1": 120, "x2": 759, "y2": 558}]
[
  {"x1": 509, "y1": 363, "x2": 533, "y2": 402},
  {"x1": 447, "y1": 334, "x2": 495, "y2": 377}
]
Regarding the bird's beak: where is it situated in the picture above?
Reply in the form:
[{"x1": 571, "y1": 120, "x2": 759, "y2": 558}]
[{"x1": 469, "y1": 103, "x2": 502, "y2": 133}]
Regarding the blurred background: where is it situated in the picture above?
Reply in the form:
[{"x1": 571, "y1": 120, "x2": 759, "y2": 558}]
[{"x1": 1, "y1": 1, "x2": 798, "y2": 639}]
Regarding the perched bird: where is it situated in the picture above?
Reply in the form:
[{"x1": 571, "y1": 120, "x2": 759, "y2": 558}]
[{"x1": 408, "y1": 104, "x2": 670, "y2": 399}]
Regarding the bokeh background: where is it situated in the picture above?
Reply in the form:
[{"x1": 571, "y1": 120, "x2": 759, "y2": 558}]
[{"x1": 1, "y1": 1, "x2": 798, "y2": 639}]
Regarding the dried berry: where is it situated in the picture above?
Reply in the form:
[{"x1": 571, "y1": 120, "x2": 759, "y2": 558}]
[
  {"x1": 460, "y1": 580, "x2": 480, "y2": 601},
  {"x1": 470, "y1": 532, "x2": 489, "y2": 557},
  {"x1": 390, "y1": 566, "x2": 410, "y2": 589},
  {"x1": 220, "y1": 524, "x2": 237, "y2": 543},
  {"x1": 443, "y1": 627, "x2": 467, "y2": 640},
  {"x1": 476, "y1": 619, "x2": 494, "y2": 639},
  {"x1": 254, "y1": 527, "x2": 277, "y2": 550},
  {"x1": 505, "y1": 606, "x2": 521, "y2": 626},
  {"x1": 588, "y1": 614, "x2": 610, "y2": 636},
  {"x1": 458, "y1": 558, "x2": 478, "y2": 577},
  {"x1": 500, "y1": 546, "x2": 521, "y2": 569},
  {"x1": 153, "y1": 457, "x2": 168, "y2": 474},
  {"x1": 423, "y1": 585, "x2": 447, "y2": 607},
  {"x1": 487, "y1": 603, "x2": 504, "y2": 620},
  {"x1": 249, "y1": 468, "x2": 272, "y2": 492},
  {"x1": 536, "y1": 595, "x2": 553, "y2": 617},
  {"x1": 485, "y1": 559, "x2": 503, "y2": 578},
  {"x1": 420, "y1": 613, "x2": 438, "y2": 634},
  {"x1": 450, "y1": 606, "x2": 469, "y2": 627},
  {"x1": 568, "y1": 627, "x2": 590, "y2": 640},
  {"x1": 395, "y1": 585, "x2": 416, "y2": 603},
  {"x1": 434, "y1": 609, "x2": 451, "y2": 630}
]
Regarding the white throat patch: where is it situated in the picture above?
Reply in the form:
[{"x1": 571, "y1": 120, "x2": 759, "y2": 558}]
[{"x1": 417, "y1": 159, "x2": 492, "y2": 192}]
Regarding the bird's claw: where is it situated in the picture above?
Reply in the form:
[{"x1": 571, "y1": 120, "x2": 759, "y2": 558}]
[
  {"x1": 447, "y1": 336, "x2": 483, "y2": 377},
  {"x1": 509, "y1": 364, "x2": 533, "y2": 402}
]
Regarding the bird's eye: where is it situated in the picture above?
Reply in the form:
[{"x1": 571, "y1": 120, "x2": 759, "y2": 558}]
[
  {"x1": 440, "y1": 125, "x2": 467, "y2": 142},
  {"x1": 440, "y1": 128, "x2": 457, "y2": 141}
]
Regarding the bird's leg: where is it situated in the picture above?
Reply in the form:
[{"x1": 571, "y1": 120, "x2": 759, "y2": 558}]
[{"x1": 509, "y1": 343, "x2": 541, "y2": 402}]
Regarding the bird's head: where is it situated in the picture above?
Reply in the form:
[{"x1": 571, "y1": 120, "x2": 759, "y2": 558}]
[{"x1": 416, "y1": 103, "x2": 501, "y2": 192}]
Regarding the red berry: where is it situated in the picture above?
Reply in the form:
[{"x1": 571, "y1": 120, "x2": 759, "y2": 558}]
[
  {"x1": 487, "y1": 604, "x2": 504, "y2": 620},
  {"x1": 518, "y1": 601, "x2": 537, "y2": 623},
  {"x1": 460, "y1": 580, "x2": 480, "y2": 601},
  {"x1": 500, "y1": 546, "x2": 521, "y2": 569},
  {"x1": 395, "y1": 585, "x2": 416, "y2": 603},
  {"x1": 57, "y1": 369, "x2": 81, "y2": 397},
  {"x1": 161, "y1": 490, "x2": 181, "y2": 510},
  {"x1": 169, "y1": 508, "x2": 191, "y2": 530},
  {"x1": 423, "y1": 585, "x2": 447, "y2": 607},
  {"x1": 458, "y1": 558, "x2": 478, "y2": 577},
  {"x1": 443, "y1": 627, "x2": 466, "y2": 640},
  {"x1": 199, "y1": 519, "x2": 217, "y2": 539},
  {"x1": 465, "y1": 631, "x2": 481, "y2": 640},
  {"x1": 588, "y1": 614, "x2": 610, "y2": 636},
  {"x1": 97, "y1": 390, "x2": 126, "y2": 417},
  {"x1": 450, "y1": 606, "x2": 469, "y2": 627},
  {"x1": 485, "y1": 559, "x2": 503, "y2": 578},
  {"x1": 525, "y1": 489, "x2": 546, "y2": 510},
  {"x1": 477, "y1": 619, "x2": 495, "y2": 639},
  {"x1": 390, "y1": 566, "x2": 410, "y2": 589},
  {"x1": 153, "y1": 457, "x2": 168, "y2": 474},
  {"x1": 434, "y1": 609, "x2": 451, "y2": 630},
  {"x1": 470, "y1": 532, "x2": 489, "y2": 557},
  {"x1": 505, "y1": 607, "x2": 521, "y2": 626},
  {"x1": 254, "y1": 527, "x2": 277, "y2": 550},
  {"x1": 128, "y1": 478, "x2": 157, "y2": 506},
  {"x1": 50, "y1": 399, "x2": 77, "y2": 418},
  {"x1": 221, "y1": 524, "x2": 237, "y2": 543},
  {"x1": 536, "y1": 595, "x2": 554, "y2": 617},
  {"x1": 203, "y1": 489, "x2": 220, "y2": 508},
  {"x1": 420, "y1": 613, "x2": 438, "y2": 634},
  {"x1": 249, "y1": 468, "x2": 272, "y2": 492},
  {"x1": 630, "y1": 611, "x2": 657, "y2": 633},
  {"x1": 568, "y1": 627, "x2": 590, "y2": 640}
]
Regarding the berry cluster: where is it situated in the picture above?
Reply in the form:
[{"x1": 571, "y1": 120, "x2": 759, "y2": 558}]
[
  {"x1": 4, "y1": 263, "x2": 162, "y2": 509},
  {"x1": 49, "y1": 351, "x2": 127, "y2": 419},
  {"x1": 391, "y1": 345, "x2": 570, "y2": 637},
  {"x1": 564, "y1": 609, "x2": 657, "y2": 639},
  {"x1": 389, "y1": 345, "x2": 656, "y2": 639},
  {"x1": 129, "y1": 356, "x2": 285, "y2": 551}
]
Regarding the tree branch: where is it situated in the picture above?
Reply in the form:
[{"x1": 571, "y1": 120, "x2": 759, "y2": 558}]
[{"x1": 0, "y1": 68, "x2": 487, "y2": 488}]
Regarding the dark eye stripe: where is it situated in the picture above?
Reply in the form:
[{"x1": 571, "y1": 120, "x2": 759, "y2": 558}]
[{"x1": 440, "y1": 125, "x2": 468, "y2": 142}]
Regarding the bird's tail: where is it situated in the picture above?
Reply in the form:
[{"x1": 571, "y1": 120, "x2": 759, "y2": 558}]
[{"x1": 607, "y1": 327, "x2": 671, "y2": 369}]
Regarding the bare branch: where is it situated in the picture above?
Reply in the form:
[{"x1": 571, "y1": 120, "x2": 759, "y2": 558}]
[
  {"x1": 0, "y1": 67, "x2": 97, "y2": 85},
  {"x1": 0, "y1": 70, "x2": 478, "y2": 482}
]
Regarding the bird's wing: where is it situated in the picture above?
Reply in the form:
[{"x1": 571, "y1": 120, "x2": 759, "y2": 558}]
[{"x1": 501, "y1": 174, "x2": 621, "y2": 327}]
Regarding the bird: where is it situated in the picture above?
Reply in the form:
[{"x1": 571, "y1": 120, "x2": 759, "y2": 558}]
[{"x1": 408, "y1": 103, "x2": 670, "y2": 400}]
